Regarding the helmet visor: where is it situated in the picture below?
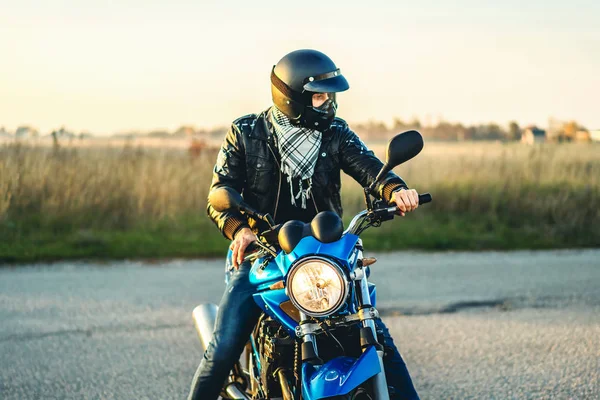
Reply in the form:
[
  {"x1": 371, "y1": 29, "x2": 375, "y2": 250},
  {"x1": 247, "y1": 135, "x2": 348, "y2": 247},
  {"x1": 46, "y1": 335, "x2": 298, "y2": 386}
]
[{"x1": 303, "y1": 74, "x2": 349, "y2": 93}]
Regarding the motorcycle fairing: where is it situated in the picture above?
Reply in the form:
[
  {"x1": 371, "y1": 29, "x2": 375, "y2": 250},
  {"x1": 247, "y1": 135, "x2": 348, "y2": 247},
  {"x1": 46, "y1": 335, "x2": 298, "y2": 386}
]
[
  {"x1": 274, "y1": 233, "x2": 360, "y2": 276},
  {"x1": 301, "y1": 345, "x2": 381, "y2": 399},
  {"x1": 248, "y1": 233, "x2": 359, "y2": 291},
  {"x1": 252, "y1": 289, "x2": 298, "y2": 336},
  {"x1": 249, "y1": 256, "x2": 283, "y2": 290}
]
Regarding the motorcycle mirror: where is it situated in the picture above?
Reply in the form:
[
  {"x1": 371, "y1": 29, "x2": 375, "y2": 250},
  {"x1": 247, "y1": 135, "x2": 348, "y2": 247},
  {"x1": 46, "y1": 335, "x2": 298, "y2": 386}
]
[
  {"x1": 385, "y1": 130, "x2": 424, "y2": 168},
  {"x1": 209, "y1": 187, "x2": 275, "y2": 227},
  {"x1": 208, "y1": 187, "x2": 244, "y2": 213},
  {"x1": 367, "y1": 130, "x2": 424, "y2": 195}
]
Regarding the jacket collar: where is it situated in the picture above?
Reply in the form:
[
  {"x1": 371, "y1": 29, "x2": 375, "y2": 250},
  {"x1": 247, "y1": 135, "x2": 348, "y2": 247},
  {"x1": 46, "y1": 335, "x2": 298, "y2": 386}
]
[
  {"x1": 248, "y1": 108, "x2": 272, "y2": 142},
  {"x1": 248, "y1": 106, "x2": 334, "y2": 143}
]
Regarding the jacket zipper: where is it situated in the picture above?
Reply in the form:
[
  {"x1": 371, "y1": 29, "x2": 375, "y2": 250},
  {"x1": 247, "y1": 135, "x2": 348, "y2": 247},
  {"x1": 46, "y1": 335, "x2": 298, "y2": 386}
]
[
  {"x1": 268, "y1": 142, "x2": 320, "y2": 220},
  {"x1": 311, "y1": 144, "x2": 323, "y2": 213},
  {"x1": 311, "y1": 187, "x2": 319, "y2": 213}
]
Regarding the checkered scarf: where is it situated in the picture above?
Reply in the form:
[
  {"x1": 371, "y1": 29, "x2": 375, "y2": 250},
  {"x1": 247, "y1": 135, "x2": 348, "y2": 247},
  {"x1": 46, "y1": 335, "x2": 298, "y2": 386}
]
[{"x1": 269, "y1": 106, "x2": 322, "y2": 209}]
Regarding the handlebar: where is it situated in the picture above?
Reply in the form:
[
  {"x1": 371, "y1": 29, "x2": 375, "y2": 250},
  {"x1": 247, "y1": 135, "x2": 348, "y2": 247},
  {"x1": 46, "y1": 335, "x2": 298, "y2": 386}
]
[
  {"x1": 345, "y1": 192, "x2": 432, "y2": 235},
  {"x1": 240, "y1": 242, "x2": 262, "y2": 263},
  {"x1": 419, "y1": 193, "x2": 432, "y2": 205},
  {"x1": 380, "y1": 192, "x2": 432, "y2": 216},
  {"x1": 245, "y1": 242, "x2": 259, "y2": 254},
  {"x1": 244, "y1": 193, "x2": 433, "y2": 261}
]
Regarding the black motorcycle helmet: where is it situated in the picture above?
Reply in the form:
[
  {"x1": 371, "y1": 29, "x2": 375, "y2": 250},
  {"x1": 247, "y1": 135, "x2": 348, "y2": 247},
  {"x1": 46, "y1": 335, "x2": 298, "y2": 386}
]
[{"x1": 270, "y1": 49, "x2": 350, "y2": 130}]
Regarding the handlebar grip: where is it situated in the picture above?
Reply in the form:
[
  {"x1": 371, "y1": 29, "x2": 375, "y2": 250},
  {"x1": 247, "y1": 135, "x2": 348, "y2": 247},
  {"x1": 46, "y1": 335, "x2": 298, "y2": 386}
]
[
  {"x1": 245, "y1": 242, "x2": 259, "y2": 254},
  {"x1": 418, "y1": 193, "x2": 432, "y2": 205}
]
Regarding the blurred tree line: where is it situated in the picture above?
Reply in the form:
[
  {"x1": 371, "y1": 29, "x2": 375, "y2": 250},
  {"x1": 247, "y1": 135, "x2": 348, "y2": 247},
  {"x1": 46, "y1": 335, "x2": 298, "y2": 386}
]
[
  {"x1": 1, "y1": 117, "x2": 592, "y2": 143},
  {"x1": 353, "y1": 117, "x2": 519, "y2": 142},
  {"x1": 352, "y1": 117, "x2": 591, "y2": 142},
  {"x1": 152, "y1": 119, "x2": 527, "y2": 142}
]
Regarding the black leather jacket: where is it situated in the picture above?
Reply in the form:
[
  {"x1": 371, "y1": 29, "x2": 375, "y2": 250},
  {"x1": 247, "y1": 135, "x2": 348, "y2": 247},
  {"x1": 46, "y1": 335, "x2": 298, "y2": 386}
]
[{"x1": 207, "y1": 108, "x2": 407, "y2": 239}]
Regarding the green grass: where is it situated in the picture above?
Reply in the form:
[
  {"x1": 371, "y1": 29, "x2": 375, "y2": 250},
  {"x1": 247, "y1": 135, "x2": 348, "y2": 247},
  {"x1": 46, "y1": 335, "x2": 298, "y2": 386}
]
[
  {"x1": 0, "y1": 215, "x2": 225, "y2": 264},
  {"x1": 1, "y1": 142, "x2": 599, "y2": 264},
  {"x1": 2, "y1": 211, "x2": 595, "y2": 264},
  {"x1": 359, "y1": 212, "x2": 584, "y2": 251}
]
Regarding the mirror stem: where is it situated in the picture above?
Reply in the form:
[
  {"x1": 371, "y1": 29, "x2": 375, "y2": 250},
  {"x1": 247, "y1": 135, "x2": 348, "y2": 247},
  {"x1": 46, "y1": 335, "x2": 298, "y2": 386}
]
[
  {"x1": 264, "y1": 214, "x2": 275, "y2": 228},
  {"x1": 363, "y1": 187, "x2": 373, "y2": 210},
  {"x1": 242, "y1": 207, "x2": 275, "y2": 228},
  {"x1": 366, "y1": 164, "x2": 391, "y2": 197}
]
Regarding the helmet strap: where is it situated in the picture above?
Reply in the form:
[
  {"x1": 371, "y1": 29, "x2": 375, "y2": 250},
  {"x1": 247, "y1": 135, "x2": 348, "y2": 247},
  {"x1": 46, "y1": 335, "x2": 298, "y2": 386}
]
[{"x1": 270, "y1": 67, "x2": 308, "y2": 104}]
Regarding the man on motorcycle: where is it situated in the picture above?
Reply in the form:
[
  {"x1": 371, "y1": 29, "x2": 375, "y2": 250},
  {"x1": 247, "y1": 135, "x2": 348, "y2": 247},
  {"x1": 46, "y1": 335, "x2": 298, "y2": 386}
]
[{"x1": 188, "y1": 49, "x2": 421, "y2": 400}]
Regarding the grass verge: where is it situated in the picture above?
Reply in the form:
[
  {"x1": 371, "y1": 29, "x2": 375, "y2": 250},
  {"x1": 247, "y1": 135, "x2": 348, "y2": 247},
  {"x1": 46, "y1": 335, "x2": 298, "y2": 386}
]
[{"x1": 2, "y1": 211, "x2": 596, "y2": 264}]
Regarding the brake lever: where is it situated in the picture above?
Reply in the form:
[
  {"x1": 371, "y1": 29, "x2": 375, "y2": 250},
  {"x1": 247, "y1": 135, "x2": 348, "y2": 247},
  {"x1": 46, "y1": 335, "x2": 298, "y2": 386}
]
[{"x1": 243, "y1": 249, "x2": 265, "y2": 263}]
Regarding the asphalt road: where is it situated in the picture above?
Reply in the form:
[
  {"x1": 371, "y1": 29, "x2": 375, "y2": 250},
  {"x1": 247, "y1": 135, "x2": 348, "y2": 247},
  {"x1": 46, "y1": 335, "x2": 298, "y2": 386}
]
[{"x1": 1, "y1": 250, "x2": 599, "y2": 399}]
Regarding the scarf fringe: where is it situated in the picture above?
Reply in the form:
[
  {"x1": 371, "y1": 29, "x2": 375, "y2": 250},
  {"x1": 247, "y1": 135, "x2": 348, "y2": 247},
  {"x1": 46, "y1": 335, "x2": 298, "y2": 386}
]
[{"x1": 287, "y1": 175, "x2": 313, "y2": 209}]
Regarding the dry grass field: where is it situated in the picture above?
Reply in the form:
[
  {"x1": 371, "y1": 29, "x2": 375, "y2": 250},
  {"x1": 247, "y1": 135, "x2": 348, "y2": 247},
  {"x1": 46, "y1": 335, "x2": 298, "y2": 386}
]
[{"x1": 1, "y1": 140, "x2": 599, "y2": 262}]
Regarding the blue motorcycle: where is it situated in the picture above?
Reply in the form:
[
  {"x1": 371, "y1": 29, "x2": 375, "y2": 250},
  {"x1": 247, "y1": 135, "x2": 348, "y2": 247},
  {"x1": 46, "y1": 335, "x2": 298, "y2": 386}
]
[{"x1": 193, "y1": 130, "x2": 431, "y2": 400}]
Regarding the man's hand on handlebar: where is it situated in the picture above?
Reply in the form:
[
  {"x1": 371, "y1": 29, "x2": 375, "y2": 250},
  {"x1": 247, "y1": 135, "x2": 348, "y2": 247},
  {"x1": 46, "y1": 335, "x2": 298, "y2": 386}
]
[
  {"x1": 230, "y1": 227, "x2": 257, "y2": 269},
  {"x1": 391, "y1": 188, "x2": 419, "y2": 216}
]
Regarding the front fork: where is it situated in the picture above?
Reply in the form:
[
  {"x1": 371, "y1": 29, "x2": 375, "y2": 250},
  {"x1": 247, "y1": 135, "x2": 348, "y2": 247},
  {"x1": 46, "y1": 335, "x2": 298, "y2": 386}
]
[
  {"x1": 296, "y1": 242, "x2": 390, "y2": 400},
  {"x1": 354, "y1": 244, "x2": 390, "y2": 400}
]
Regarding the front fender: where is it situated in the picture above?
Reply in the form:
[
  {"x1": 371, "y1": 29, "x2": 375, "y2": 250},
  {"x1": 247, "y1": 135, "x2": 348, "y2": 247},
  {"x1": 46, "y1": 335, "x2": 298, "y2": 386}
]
[{"x1": 301, "y1": 345, "x2": 381, "y2": 399}]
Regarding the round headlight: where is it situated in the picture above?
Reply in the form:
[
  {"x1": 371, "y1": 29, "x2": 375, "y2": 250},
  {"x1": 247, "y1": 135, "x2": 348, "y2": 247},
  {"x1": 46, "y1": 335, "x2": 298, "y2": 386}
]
[{"x1": 286, "y1": 257, "x2": 349, "y2": 317}]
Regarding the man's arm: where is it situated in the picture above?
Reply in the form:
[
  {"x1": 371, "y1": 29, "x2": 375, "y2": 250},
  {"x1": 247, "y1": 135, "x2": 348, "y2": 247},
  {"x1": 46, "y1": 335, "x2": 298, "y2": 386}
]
[
  {"x1": 338, "y1": 124, "x2": 408, "y2": 202},
  {"x1": 206, "y1": 122, "x2": 250, "y2": 240}
]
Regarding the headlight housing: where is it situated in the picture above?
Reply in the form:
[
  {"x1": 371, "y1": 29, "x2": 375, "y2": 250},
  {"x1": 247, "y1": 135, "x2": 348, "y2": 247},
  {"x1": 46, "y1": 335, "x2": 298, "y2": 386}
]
[{"x1": 286, "y1": 257, "x2": 349, "y2": 317}]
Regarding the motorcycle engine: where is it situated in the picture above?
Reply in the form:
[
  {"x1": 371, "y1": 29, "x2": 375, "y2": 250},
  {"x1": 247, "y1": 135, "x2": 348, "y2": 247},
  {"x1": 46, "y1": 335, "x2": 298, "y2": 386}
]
[{"x1": 257, "y1": 317, "x2": 295, "y2": 398}]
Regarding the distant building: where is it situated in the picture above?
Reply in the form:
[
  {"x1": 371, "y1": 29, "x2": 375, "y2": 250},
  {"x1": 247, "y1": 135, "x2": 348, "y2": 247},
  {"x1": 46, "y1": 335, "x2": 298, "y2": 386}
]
[
  {"x1": 521, "y1": 126, "x2": 546, "y2": 145},
  {"x1": 590, "y1": 130, "x2": 600, "y2": 143},
  {"x1": 575, "y1": 130, "x2": 591, "y2": 142}
]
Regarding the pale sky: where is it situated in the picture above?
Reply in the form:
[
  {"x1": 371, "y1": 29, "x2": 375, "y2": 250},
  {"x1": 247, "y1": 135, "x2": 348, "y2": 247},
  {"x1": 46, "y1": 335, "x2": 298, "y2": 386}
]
[{"x1": 1, "y1": 0, "x2": 598, "y2": 135}]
